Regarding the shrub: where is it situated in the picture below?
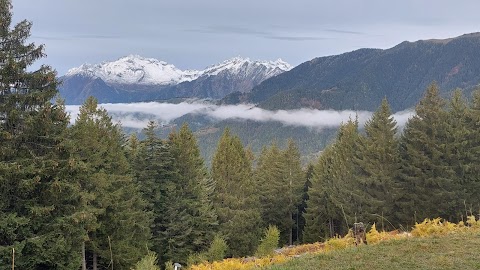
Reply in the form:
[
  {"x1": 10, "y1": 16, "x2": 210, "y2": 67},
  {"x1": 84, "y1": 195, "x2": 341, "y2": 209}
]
[
  {"x1": 206, "y1": 234, "x2": 228, "y2": 262},
  {"x1": 164, "y1": 260, "x2": 174, "y2": 270},
  {"x1": 187, "y1": 234, "x2": 228, "y2": 267},
  {"x1": 187, "y1": 253, "x2": 207, "y2": 267},
  {"x1": 131, "y1": 251, "x2": 160, "y2": 270},
  {"x1": 255, "y1": 225, "x2": 280, "y2": 257},
  {"x1": 366, "y1": 223, "x2": 403, "y2": 244},
  {"x1": 411, "y1": 218, "x2": 457, "y2": 237},
  {"x1": 466, "y1": 215, "x2": 480, "y2": 228},
  {"x1": 324, "y1": 231, "x2": 354, "y2": 251}
]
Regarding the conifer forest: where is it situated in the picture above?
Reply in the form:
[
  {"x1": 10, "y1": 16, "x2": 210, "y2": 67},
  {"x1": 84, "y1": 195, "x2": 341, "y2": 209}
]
[{"x1": 2, "y1": 1, "x2": 480, "y2": 269}]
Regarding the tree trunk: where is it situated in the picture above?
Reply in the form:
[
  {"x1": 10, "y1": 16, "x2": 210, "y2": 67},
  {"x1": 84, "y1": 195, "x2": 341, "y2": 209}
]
[
  {"x1": 289, "y1": 173, "x2": 293, "y2": 246},
  {"x1": 82, "y1": 242, "x2": 87, "y2": 270},
  {"x1": 93, "y1": 252, "x2": 97, "y2": 270},
  {"x1": 288, "y1": 211, "x2": 293, "y2": 246}
]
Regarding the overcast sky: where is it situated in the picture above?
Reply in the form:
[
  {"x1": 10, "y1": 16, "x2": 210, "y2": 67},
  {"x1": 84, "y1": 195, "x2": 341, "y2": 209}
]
[{"x1": 12, "y1": 0, "x2": 480, "y2": 75}]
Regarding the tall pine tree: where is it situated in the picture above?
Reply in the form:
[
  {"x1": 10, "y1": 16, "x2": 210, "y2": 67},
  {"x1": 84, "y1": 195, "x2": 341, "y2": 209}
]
[
  {"x1": 0, "y1": 1, "x2": 83, "y2": 268},
  {"x1": 165, "y1": 123, "x2": 218, "y2": 263},
  {"x1": 256, "y1": 140, "x2": 303, "y2": 245},
  {"x1": 70, "y1": 97, "x2": 151, "y2": 270},
  {"x1": 462, "y1": 89, "x2": 480, "y2": 213},
  {"x1": 303, "y1": 119, "x2": 361, "y2": 241},
  {"x1": 396, "y1": 83, "x2": 457, "y2": 225},
  {"x1": 355, "y1": 98, "x2": 400, "y2": 229},
  {"x1": 211, "y1": 128, "x2": 262, "y2": 257},
  {"x1": 131, "y1": 121, "x2": 175, "y2": 265}
]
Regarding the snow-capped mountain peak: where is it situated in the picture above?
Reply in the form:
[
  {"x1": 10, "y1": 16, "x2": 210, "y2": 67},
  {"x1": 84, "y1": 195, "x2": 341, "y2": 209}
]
[
  {"x1": 65, "y1": 55, "x2": 292, "y2": 86},
  {"x1": 201, "y1": 56, "x2": 292, "y2": 77},
  {"x1": 66, "y1": 55, "x2": 201, "y2": 85}
]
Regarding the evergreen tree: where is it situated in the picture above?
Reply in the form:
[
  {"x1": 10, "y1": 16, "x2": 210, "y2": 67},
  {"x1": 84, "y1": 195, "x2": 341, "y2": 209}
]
[
  {"x1": 131, "y1": 121, "x2": 176, "y2": 265},
  {"x1": 355, "y1": 98, "x2": 400, "y2": 229},
  {"x1": 256, "y1": 140, "x2": 303, "y2": 245},
  {"x1": 0, "y1": 1, "x2": 82, "y2": 268},
  {"x1": 256, "y1": 143, "x2": 284, "y2": 234},
  {"x1": 70, "y1": 97, "x2": 151, "y2": 270},
  {"x1": 303, "y1": 145, "x2": 342, "y2": 243},
  {"x1": 444, "y1": 90, "x2": 471, "y2": 215},
  {"x1": 303, "y1": 120, "x2": 361, "y2": 241},
  {"x1": 296, "y1": 163, "x2": 313, "y2": 243},
  {"x1": 396, "y1": 83, "x2": 456, "y2": 225},
  {"x1": 283, "y1": 140, "x2": 305, "y2": 244},
  {"x1": 165, "y1": 123, "x2": 218, "y2": 263},
  {"x1": 463, "y1": 89, "x2": 480, "y2": 212},
  {"x1": 211, "y1": 128, "x2": 262, "y2": 257}
]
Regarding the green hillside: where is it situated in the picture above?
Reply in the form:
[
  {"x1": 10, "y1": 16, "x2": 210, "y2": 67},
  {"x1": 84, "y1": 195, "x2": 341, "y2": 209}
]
[
  {"x1": 267, "y1": 232, "x2": 480, "y2": 270},
  {"x1": 225, "y1": 33, "x2": 480, "y2": 112}
]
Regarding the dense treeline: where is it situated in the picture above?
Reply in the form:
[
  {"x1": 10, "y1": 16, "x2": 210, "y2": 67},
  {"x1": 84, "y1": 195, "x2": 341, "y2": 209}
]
[
  {"x1": 304, "y1": 84, "x2": 480, "y2": 242},
  {"x1": 2, "y1": 1, "x2": 480, "y2": 269}
]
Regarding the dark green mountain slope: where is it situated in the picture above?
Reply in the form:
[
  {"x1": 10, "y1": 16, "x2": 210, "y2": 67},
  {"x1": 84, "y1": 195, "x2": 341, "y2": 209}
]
[
  {"x1": 227, "y1": 33, "x2": 480, "y2": 111},
  {"x1": 151, "y1": 114, "x2": 337, "y2": 167}
]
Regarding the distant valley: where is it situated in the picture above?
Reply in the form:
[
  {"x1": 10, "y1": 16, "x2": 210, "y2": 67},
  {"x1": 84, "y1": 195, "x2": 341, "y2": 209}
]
[
  {"x1": 60, "y1": 33, "x2": 480, "y2": 112},
  {"x1": 60, "y1": 32, "x2": 480, "y2": 164}
]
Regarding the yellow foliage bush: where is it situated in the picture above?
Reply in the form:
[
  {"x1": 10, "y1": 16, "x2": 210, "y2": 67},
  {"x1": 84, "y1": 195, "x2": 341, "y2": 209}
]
[
  {"x1": 366, "y1": 223, "x2": 405, "y2": 244},
  {"x1": 411, "y1": 218, "x2": 458, "y2": 237},
  {"x1": 277, "y1": 242, "x2": 325, "y2": 256},
  {"x1": 324, "y1": 231, "x2": 354, "y2": 251},
  {"x1": 466, "y1": 215, "x2": 480, "y2": 229},
  {"x1": 411, "y1": 218, "x2": 457, "y2": 237},
  {"x1": 188, "y1": 255, "x2": 288, "y2": 270},
  {"x1": 410, "y1": 216, "x2": 480, "y2": 237},
  {"x1": 188, "y1": 217, "x2": 480, "y2": 270}
]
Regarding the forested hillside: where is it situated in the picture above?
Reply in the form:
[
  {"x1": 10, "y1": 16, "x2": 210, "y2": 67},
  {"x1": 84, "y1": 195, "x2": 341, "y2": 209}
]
[{"x1": 225, "y1": 33, "x2": 480, "y2": 112}]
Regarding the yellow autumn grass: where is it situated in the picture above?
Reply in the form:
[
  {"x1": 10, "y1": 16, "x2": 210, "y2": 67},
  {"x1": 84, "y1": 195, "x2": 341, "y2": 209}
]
[
  {"x1": 189, "y1": 255, "x2": 288, "y2": 270},
  {"x1": 188, "y1": 216, "x2": 480, "y2": 270}
]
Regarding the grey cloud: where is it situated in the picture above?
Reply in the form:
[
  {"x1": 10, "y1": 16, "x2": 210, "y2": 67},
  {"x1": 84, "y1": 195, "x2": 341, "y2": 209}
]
[
  {"x1": 324, "y1": 29, "x2": 366, "y2": 35},
  {"x1": 186, "y1": 25, "x2": 326, "y2": 42},
  {"x1": 264, "y1": 36, "x2": 327, "y2": 41},
  {"x1": 33, "y1": 34, "x2": 122, "y2": 41},
  {"x1": 207, "y1": 25, "x2": 270, "y2": 36},
  {"x1": 32, "y1": 35, "x2": 71, "y2": 41},
  {"x1": 71, "y1": 34, "x2": 122, "y2": 40},
  {"x1": 65, "y1": 102, "x2": 415, "y2": 130},
  {"x1": 185, "y1": 25, "x2": 269, "y2": 36}
]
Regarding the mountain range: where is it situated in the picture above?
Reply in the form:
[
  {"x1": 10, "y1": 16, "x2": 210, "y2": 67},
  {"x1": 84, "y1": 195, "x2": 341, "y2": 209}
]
[
  {"x1": 225, "y1": 32, "x2": 480, "y2": 112},
  {"x1": 59, "y1": 55, "x2": 292, "y2": 104},
  {"x1": 60, "y1": 32, "x2": 480, "y2": 164}
]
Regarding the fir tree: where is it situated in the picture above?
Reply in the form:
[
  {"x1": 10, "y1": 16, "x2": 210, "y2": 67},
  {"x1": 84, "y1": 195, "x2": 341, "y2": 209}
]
[
  {"x1": 211, "y1": 128, "x2": 262, "y2": 257},
  {"x1": 444, "y1": 90, "x2": 471, "y2": 214},
  {"x1": 256, "y1": 143, "x2": 285, "y2": 234},
  {"x1": 296, "y1": 163, "x2": 313, "y2": 243},
  {"x1": 396, "y1": 83, "x2": 456, "y2": 225},
  {"x1": 165, "y1": 123, "x2": 218, "y2": 263},
  {"x1": 303, "y1": 145, "x2": 342, "y2": 243},
  {"x1": 131, "y1": 121, "x2": 176, "y2": 265},
  {"x1": 303, "y1": 120, "x2": 361, "y2": 241},
  {"x1": 283, "y1": 139, "x2": 305, "y2": 244},
  {"x1": 355, "y1": 98, "x2": 400, "y2": 229},
  {"x1": 256, "y1": 140, "x2": 303, "y2": 245},
  {"x1": 463, "y1": 89, "x2": 480, "y2": 212},
  {"x1": 70, "y1": 97, "x2": 151, "y2": 270},
  {"x1": 0, "y1": 1, "x2": 83, "y2": 268}
]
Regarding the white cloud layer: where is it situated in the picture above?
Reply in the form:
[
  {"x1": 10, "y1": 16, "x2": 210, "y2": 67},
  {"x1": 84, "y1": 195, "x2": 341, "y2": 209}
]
[{"x1": 65, "y1": 101, "x2": 415, "y2": 130}]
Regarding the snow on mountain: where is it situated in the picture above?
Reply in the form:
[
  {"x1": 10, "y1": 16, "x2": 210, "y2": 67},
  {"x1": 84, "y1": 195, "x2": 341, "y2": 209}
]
[
  {"x1": 65, "y1": 55, "x2": 202, "y2": 85},
  {"x1": 65, "y1": 55, "x2": 292, "y2": 86},
  {"x1": 201, "y1": 56, "x2": 292, "y2": 78}
]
